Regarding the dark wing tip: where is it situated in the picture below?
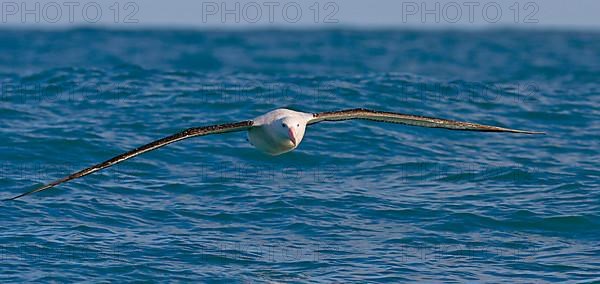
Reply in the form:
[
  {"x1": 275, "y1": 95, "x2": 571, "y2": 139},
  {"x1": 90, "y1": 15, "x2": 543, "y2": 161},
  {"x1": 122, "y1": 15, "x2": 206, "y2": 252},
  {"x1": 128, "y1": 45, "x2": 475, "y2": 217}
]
[
  {"x1": 3, "y1": 190, "x2": 31, "y2": 201},
  {"x1": 502, "y1": 128, "x2": 545, "y2": 135},
  {"x1": 3, "y1": 184, "x2": 52, "y2": 201},
  {"x1": 3, "y1": 193, "x2": 29, "y2": 201}
]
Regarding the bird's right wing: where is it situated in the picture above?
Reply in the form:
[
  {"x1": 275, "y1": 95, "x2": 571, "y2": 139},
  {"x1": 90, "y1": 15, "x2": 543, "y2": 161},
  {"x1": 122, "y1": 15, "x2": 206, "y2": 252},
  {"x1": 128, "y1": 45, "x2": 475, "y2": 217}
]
[
  {"x1": 4, "y1": 120, "x2": 254, "y2": 201},
  {"x1": 308, "y1": 108, "x2": 544, "y2": 134}
]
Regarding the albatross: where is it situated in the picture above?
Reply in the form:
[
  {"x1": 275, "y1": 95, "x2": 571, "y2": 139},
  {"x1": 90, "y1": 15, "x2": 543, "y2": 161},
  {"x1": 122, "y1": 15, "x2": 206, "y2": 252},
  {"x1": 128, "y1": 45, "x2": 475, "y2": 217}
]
[{"x1": 4, "y1": 108, "x2": 543, "y2": 201}]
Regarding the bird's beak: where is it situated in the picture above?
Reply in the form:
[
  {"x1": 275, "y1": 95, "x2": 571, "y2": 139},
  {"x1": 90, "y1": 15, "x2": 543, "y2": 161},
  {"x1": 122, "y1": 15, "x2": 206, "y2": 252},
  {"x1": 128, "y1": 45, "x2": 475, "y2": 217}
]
[{"x1": 287, "y1": 128, "x2": 297, "y2": 145}]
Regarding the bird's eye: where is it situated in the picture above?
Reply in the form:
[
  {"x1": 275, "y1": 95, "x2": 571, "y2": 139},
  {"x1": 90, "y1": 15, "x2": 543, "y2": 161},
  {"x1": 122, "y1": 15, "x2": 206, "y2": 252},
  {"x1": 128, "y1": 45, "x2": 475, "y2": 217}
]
[
  {"x1": 282, "y1": 123, "x2": 286, "y2": 128},
  {"x1": 297, "y1": 124, "x2": 300, "y2": 127}
]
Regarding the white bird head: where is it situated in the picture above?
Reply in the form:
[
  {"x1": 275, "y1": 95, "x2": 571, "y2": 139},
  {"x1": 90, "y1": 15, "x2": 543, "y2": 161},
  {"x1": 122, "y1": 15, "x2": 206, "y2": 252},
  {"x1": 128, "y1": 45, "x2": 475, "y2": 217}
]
[
  {"x1": 277, "y1": 116, "x2": 307, "y2": 147},
  {"x1": 247, "y1": 109, "x2": 312, "y2": 155}
]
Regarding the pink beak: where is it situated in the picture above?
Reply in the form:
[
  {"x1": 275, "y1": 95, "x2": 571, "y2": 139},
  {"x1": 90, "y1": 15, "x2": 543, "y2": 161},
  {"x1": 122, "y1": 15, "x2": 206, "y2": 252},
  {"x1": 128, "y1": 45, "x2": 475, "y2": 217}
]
[{"x1": 288, "y1": 128, "x2": 297, "y2": 145}]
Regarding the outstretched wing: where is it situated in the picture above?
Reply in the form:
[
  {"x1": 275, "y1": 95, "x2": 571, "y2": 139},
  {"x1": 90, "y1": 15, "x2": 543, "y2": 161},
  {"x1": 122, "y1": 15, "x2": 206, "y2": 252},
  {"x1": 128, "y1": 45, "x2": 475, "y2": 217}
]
[
  {"x1": 4, "y1": 120, "x2": 254, "y2": 201},
  {"x1": 308, "y1": 108, "x2": 543, "y2": 134}
]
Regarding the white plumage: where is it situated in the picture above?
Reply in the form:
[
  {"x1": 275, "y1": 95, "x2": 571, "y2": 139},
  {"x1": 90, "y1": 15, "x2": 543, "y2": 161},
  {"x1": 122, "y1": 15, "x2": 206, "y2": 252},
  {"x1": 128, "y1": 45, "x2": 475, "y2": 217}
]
[{"x1": 4, "y1": 108, "x2": 543, "y2": 200}]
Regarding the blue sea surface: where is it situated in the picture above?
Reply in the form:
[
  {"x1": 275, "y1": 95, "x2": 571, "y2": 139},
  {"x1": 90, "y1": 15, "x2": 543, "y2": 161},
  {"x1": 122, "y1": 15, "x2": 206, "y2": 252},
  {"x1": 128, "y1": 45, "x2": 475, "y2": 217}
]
[{"x1": 0, "y1": 29, "x2": 599, "y2": 282}]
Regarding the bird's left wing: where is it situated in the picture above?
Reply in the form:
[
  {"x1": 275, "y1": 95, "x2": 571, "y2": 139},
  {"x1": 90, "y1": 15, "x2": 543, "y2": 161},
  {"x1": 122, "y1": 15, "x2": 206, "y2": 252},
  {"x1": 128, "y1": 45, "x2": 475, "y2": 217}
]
[
  {"x1": 308, "y1": 108, "x2": 543, "y2": 134},
  {"x1": 4, "y1": 120, "x2": 254, "y2": 201}
]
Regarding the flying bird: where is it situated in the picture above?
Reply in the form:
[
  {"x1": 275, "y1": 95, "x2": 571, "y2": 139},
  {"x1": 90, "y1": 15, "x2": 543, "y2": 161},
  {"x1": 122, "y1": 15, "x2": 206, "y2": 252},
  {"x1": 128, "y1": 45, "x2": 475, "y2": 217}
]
[{"x1": 4, "y1": 108, "x2": 543, "y2": 201}]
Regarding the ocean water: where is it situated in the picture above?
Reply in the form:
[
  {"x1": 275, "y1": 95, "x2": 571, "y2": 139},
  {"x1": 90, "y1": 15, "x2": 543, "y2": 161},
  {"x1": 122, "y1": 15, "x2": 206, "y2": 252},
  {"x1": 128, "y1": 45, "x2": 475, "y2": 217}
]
[{"x1": 0, "y1": 29, "x2": 599, "y2": 282}]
